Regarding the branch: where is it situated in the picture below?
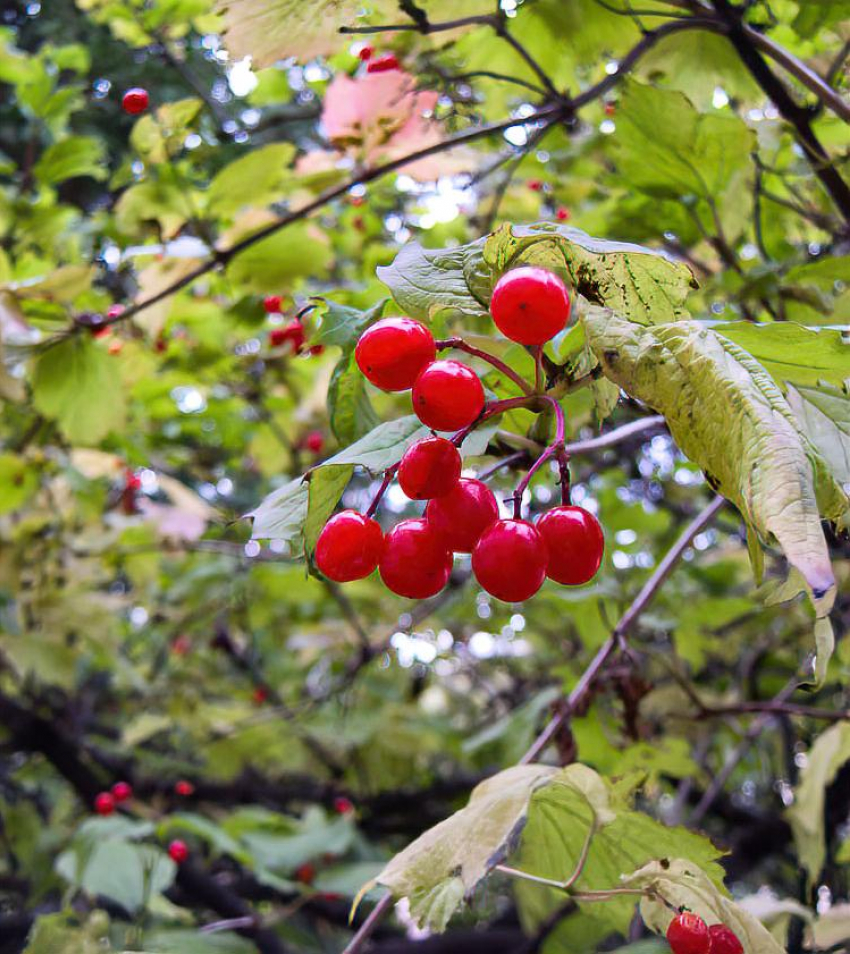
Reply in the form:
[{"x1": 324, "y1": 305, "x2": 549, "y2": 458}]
[
  {"x1": 520, "y1": 494, "x2": 726, "y2": 764},
  {"x1": 560, "y1": 416, "x2": 666, "y2": 455},
  {"x1": 342, "y1": 892, "x2": 394, "y2": 954}
]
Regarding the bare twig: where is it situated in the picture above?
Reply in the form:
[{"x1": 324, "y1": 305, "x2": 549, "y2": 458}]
[
  {"x1": 342, "y1": 893, "x2": 394, "y2": 954},
  {"x1": 521, "y1": 494, "x2": 726, "y2": 764}
]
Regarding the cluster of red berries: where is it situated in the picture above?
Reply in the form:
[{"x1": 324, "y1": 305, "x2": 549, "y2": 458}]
[
  {"x1": 264, "y1": 295, "x2": 324, "y2": 356},
  {"x1": 667, "y1": 912, "x2": 743, "y2": 954},
  {"x1": 314, "y1": 266, "x2": 605, "y2": 603},
  {"x1": 357, "y1": 45, "x2": 400, "y2": 73},
  {"x1": 94, "y1": 780, "x2": 133, "y2": 815}
]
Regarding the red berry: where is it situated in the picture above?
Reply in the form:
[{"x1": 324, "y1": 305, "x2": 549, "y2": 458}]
[
  {"x1": 366, "y1": 53, "x2": 400, "y2": 73},
  {"x1": 425, "y1": 478, "x2": 499, "y2": 553},
  {"x1": 94, "y1": 792, "x2": 115, "y2": 816},
  {"x1": 295, "y1": 862, "x2": 316, "y2": 884},
  {"x1": 315, "y1": 511, "x2": 384, "y2": 583},
  {"x1": 108, "y1": 340, "x2": 123, "y2": 355},
  {"x1": 472, "y1": 519, "x2": 548, "y2": 602},
  {"x1": 168, "y1": 839, "x2": 189, "y2": 864},
  {"x1": 107, "y1": 304, "x2": 125, "y2": 320},
  {"x1": 270, "y1": 320, "x2": 305, "y2": 352},
  {"x1": 528, "y1": 179, "x2": 543, "y2": 192},
  {"x1": 397, "y1": 437, "x2": 461, "y2": 500},
  {"x1": 412, "y1": 360, "x2": 484, "y2": 431},
  {"x1": 252, "y1": 686, "x2": 268, "y2": 705},
  {"x1": 358, "y1": 45, "x2": 373, "y2": 61},
  {"x1": 536, "y1": 506, "x2": 604, "y2": 586},
  {"x1": 111, "y1": 781, "x2": 132, "y2": 803},
  {"x1": 490, "y1": 267, "x2": 572, "y2": 345},
  {"x1": 122, "y1": 87, "x2": 149, "y2": 115},
  {"x1": 264, "y1": 295, "x2": 283, "y2": 313},
  {"x1": 379, "y1": 519, "x2": 452, "y2": 599},
  {"x1": 708, "y1": 925, "x2": 743, "y2": 954},
  {"x1": 604, "y1": 101, "x2": 616, "y2": 116},
  {"x1": 334, "y1": 796, "x2": 355, "y2": 814},
  {"x1": 305, "y1": 430, "x2": 324, "y2": 454},
  {"x1": 355, "y1": 317, "x2": 435, "y2": 392},
  {"x1": 556, "y1": 207, "x2": 570, "y2": 222},
  {"x1": 171, "y1": 634, "x2": 191, "y2": 656},
  {"x1": 310, "y1": 344, "x2": 325, "y2": 357},
  {"x1": 269, "y1": 328, "x2": 287, "y2": 347},
  {"x1": 667, "y1": 913, "x2": 710, "y2": 954},
  {"x1": 174, "y1": 780, "x2": 195, "y2": 797}
]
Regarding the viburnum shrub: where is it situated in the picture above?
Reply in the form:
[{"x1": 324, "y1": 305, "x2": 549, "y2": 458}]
[{"x1": 314, "y1": 267, "x2": 605, "y2": 601}]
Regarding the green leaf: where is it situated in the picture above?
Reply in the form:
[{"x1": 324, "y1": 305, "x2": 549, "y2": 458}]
[
  {"x1": 327, "y1": 351, "x2": 379, "y2": 445},
  {"x1": 584, "y1": 310, "x2": 847, "y2": 620},
  {"x1": 367, "y1": 763, "x2": 560, "y2": 931},
  {"x1": 304, "y1": 463, "x2": 354, "y2": 558},
  {"x1": 626, "y1": 858, "x2": 785, "y2": 953},
  {"x1": 130, "y1": 98, "x2": 202, "y2": 163},
  {"x1": 717, "y1": 323, "x2": 850, "y2": 390},
  {"x1": 613, "y1": 81, "x2": 755, "y2": 239},
  {"x1": 207, "y1": 143, "x2": 296, "y2": 217},
  {"x1": 787, "y1": 723, "x2": 850, "y2": 888},
  {"x1": 22, "y1": 912, "x2": 109, "y2": 954},
  {"x1": 34, "y1": 136, "x2": 106, "y2": 185},
  {"x1": 115, "y1": 178, "x2": 193, "y2": 239},
  {"x1": 56, "y1": 840, "x2": 175, "y2": 913},
  {"x1": 787, "y1": 384, "x2": 850, "y2": 487},
  {"x1": 0, "y1": 453, "x2": 38, "y2": 514},
  {"x1": 313, "y1": 298, "x2": 387, "y2": 351},
  {"x1": 141, "y1": 930, "x2": 256, "y2": 954},
  {"x1": 793, "y1": 0, "x2": 850, "y2": 36},
  {"x1": 225, "y1": 221, "x2": 331, "y2": 293},
  {"x1": 377, "y1": 223, "x2": 696, "y2": 328},
  {"x1": 32, "y1": 336, "x2": 126, "y2": 444}
]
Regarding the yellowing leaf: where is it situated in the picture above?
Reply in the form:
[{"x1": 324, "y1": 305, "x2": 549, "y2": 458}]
[
  {"x1": 627, "y1": 859, "x2": 785, "y2": 954},
  {"x1": 787, "y1": 722, "x2": 850, "y2": 888},
  {"x1": 584, "y1": 310, "x2": 847, "y2": 619}
]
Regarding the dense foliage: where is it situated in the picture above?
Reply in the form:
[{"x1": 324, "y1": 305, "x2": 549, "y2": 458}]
[{"x1": 0, "y1": 1, "x2": 849, "y2": 953}]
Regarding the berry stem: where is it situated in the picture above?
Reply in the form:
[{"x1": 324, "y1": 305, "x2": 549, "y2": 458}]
[
  {"x1": 510, "y1": 395, "x2": 566, "y2": 518},
  {"x1": 365, "y1": 466, "x2": 397, "y2": 518},
  {"x1": 436, "y1": 337, "x2": 535, "y2": 396},
  {"x1": 533, "y1": 345, "x2": 544, "y2": 393}
]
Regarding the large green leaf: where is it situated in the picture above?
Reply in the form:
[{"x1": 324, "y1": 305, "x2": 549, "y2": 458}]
[
  {"x1": 613, "y1": 81, "x2": 755, "y2": 239},
  {"x1": 225, "y1": 221, "x2": 331, "y2": 293},
  {"x1": 207, "y1": 143, "x2": 296, "y2": 217},
  {"x1": 327, "y1": 351, "x2": 379, "y2": 445},
  {"x1": 626, "y1": 859, "x2": 785, "y2": 954},
  {"x1": 787, "y1": 722, "x2": 850, "y2": 889},
  {"x1": 32, "y1": 336, "x2": 126, "y2": 444},
  {"x1": 313, "y1": 298, "x2": 387, "y2": 351},
  {"x1": 584, "y1": 310, "x2": 847, "y2": 620},
  {"x1": 717, "y1": 322, "x2": 850, "y2": 390},
  {"x1": 34, "y1": 135, "x2": 106, "y2": 185},
  {"x1": 377, "y1": 223, "x2": 696, "y2": 327}
]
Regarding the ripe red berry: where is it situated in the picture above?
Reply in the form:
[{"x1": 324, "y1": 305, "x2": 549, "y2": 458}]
[
  {"x1": 269, "y1": 327, "x2": 287, "y2": 347},
  {"x1": 94, "y1": 792, "x2": 115, "y2": 816},
  {"x1": 366, "y1": 53, "x2": 400, "y2": 73},
  {"x1": 604, "y1": 101, "x2": 616, "y2": 116},
  {"x1": 667, "y1": 913, "x2": 710, "y2": 954},
  {"x1": 168, "y1": 839, "x2": 189, "y2": 864},
  {"x1": 171, "y1": 634, "x2": 191, "y2": 656},
  {"x1": 174, "y1": 780, "x2": 195, "y2": 797},
  {"x1": 472, "y1": 519, "x2": 548, "y2": 602},
  {"x1": 490, "y1": 267, "x2": 572, "y2": 345},
  {"x1": 527, "y1": 179, "x2": 543, "y2": 192},
  {"x1": 380, "y1": 519, "x2": 452, "y2": 599},
  {"x1": 295, "y1": 862, "x2": 316, "y2": 884},
  {"x1": 305, "y1": 430, "x2": 324, "y2": 454},
  {"x1": 264, "y1": 295, "x2": 283, "y2": 313},
  {"x1": 334, "y1": 796, "x2": 355, "y2": 814},
  {"x1": 398, "y1": 437, "x2": 461, "y2": 500},
  {"x1": 122, "y1": 87, "x2": 149, "y2": 115},
  {"x1": 425, "y1": 478, "x2": 499, "y2": 553},
  {"x1": 111, "y1": 781, "x2": 132, "y2": 803},
  {"x1": 252, "y1": 686, "x2": 268, "y2": 705},
  {"x1": 536, "y1": 506, "x2": 604, "y2": 586},
  {"x1": 358, "y1": 45, "x2": 373, "y2": 61},
  {"x1": 270, "y1": 320, "x2": 305, "y2": 353},
  {"x1": 556, "y1": 207, "x2": 570, "y2": 222},
  {"x1": 708, "y1": 925, "x2": 743, "y2": 954},
  {"x1": 355, "y1": 318, "x2": 435, "y2": 392},
  {"x1": 412, "y1": 360, "x2": 484, "y2": 431},
  {"x1": 315, "y1": 511, "x2": 384, "y2": 583}
]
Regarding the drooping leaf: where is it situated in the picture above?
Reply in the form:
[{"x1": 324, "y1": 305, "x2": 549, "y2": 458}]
[
  {"x1": 787, "y1": 384, "x2": 850, "y2": 487},
  {"x1": 787, "y1": 722, "x2": 850, "y2": 888},
  {"x1": 365, "y1": 763, "x2": 560, "y2": 931},
  {"x1": 32, "y1": 335, "x2": 126, "y2": 444},
  {"x1": 584, "y1": 310, "x2": 847, "y2": 619},
  {"x1": 626, "y1": 859, "x2": 785, "y2": 954}
]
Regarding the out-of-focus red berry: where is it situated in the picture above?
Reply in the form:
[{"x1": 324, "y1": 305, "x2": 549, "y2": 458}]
[
  {"x1": 112, "y1": 781, "x2": 133, "y2": 802},
  {"x1": 175, "y1": 780, "x2": 195, "y2": 797},
  {"x1": 94, "y1": 792, "x2": 115, "y2": 815}
]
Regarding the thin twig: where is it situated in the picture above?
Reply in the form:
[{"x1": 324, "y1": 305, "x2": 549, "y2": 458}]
[{"x1": 342, "y1": 893, "x2": 394, "y2": 954}]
